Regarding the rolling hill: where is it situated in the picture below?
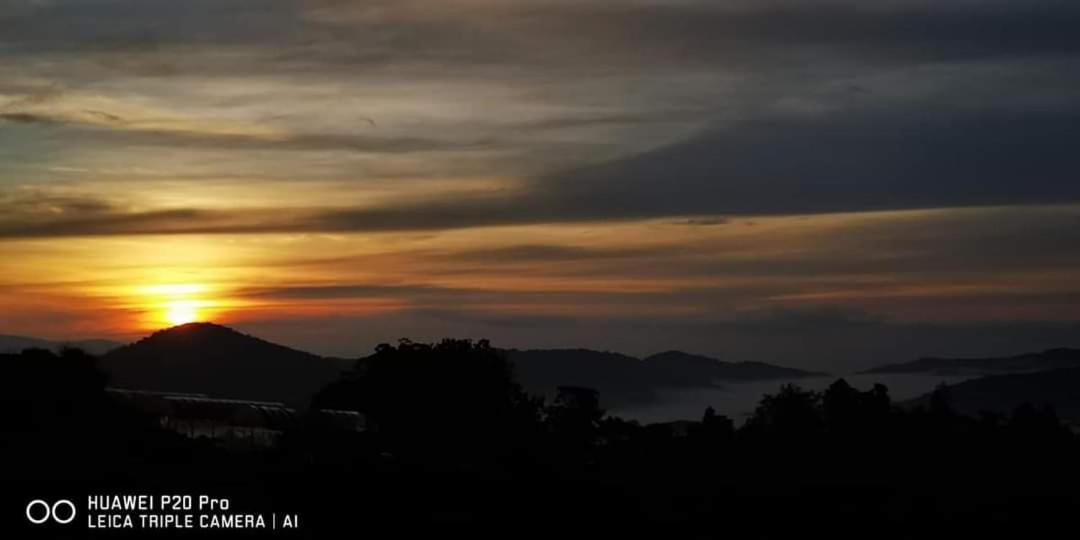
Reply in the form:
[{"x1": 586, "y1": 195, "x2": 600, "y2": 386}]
[
  {"x1": 861, "y1": 348, "x2": 1080, "y2": 376},
  {"x1": 508, "y1": 348, "x2": 824, "y2": 407},
  {"x1": 642, "y1": 351, "x2": 827, "y2": 383},
  {"x1": 906, "y1": 367, "x2": 1080, "y2": 424},
  {"x1": 74, "y1": 323, "x2": 822, "y2": 410},
  {"x1": 0, "y1": 334, "x2": 123, "y2": 355},
  {"x1": 508, "y1": 348, "x2": 652, "y2": 406},
  {"x1": 101, "y1": 323, "x2": 348, "y2": 407}
]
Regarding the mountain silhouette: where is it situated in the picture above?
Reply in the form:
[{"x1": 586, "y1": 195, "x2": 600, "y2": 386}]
[
  {"x1": 642, "y1": 350, "x2": 827, "y2": 383},
  {"x1": 861, "y1": 348, "x2": 1080, "y2": 375},
  {"x1": 906, "y1": 367, "x2": 1080, "y2": 424},
  {"x1": 508, "y1": 348, "x2": 823, "y2": 408},
  {"x1": 0, "y1": 334, "x2": 123, "y2": 355},
  {"x1": 508, "y1": 348, "x2": 650, "y2": 406},
  {"x1": 101, "y1": 323, "x2": 348, "y2": 407},
  {"x1": 84, "y1": 325, "x2": 824, "y2": 411}
]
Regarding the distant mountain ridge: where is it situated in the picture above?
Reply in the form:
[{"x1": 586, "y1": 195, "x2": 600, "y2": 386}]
[
  {"x1": 906, "y1": 367, "x2": 1080, "y2": 424},
  {"x1": 25, "y1": 323, "x2": 823, "y2": 410},
  {"x1": 862, "y1": 348, "x2": 1080, "y2": 375},
  {"x1": 101, "y1": 323, "x2": 349, "y2": 407},
  {"x1": 19, "y1": 323, "x2": 1079, "y2": 423},
  {"x1": 643, "y1": 350, "x2": 827, "y2": 383},
  {"x1": 508, "y1": 348, "x2": 824, "y2": 408},
  {"x1": 508, "y1": 348, "x2": 650, "y2": 406},
  {"x1": 0, "y1": 334, "x2": 123, "y2": 355}
]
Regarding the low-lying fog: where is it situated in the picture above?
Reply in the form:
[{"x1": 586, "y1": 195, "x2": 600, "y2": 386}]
[{"x1": 611, "y1": 373, "x2": 975, "y2": 424}]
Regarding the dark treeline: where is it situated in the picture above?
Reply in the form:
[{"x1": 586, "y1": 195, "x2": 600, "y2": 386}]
[{"x1": 3, "y1": 340, "x2": 1079, "y2": 538}]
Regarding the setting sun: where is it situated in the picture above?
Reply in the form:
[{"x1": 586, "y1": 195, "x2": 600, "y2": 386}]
[
  {"x1": 163, "y1": 300, "x2": 200, "y2": 326},
  {"x1": 138, "y1": 283, "x2": 215, "y2": 328}
]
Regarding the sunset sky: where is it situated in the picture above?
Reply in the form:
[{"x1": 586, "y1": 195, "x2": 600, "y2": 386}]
[{"x1": 3, "y1": 0, "x2": 1080, "y2": 370}]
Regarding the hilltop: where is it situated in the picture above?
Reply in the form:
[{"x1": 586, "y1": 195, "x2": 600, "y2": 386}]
[{"x1": 101, "y1": 323, "x2": 348, "y2": 407}]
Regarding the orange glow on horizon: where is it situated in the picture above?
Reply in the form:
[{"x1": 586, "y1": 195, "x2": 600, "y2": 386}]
[{"x1": 3, "y1": 207, "x2": 1080, "y2": 340}]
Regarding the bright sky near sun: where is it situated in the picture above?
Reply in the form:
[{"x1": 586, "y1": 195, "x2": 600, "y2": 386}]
[{"x1": 2, "y1": 0, "x2": 1080, "y2": 370}]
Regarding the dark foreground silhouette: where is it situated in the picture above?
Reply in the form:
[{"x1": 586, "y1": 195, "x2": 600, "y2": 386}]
[{"x1": 3, "y1": 341, "x2": 1078, "y2": 539}]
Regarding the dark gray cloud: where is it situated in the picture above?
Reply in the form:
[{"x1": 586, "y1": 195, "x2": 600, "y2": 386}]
[
  {"x1": 7, "y1": 1, "x2": 1080, "y2": 74},
  {"x1": 1, "y1": 1, "x2": 1078, "y2": 246},
  {"x1": 517, "y1": 111, "x2": 704, "y2": 132},
  {"x1": 0, "y1": 191, "x2": 118, "y2": 216},
  {"x1": 0, "y1": 0, "x2": 293, "y2": 53},
  {"x1": 206, "y1": 103, "x2": 1080, "y2": 231},
  {"x1": 135, "y1": 129, "x2": 487, "y2": 154},
  {"x1": 429, "y1": 244, "x2": 675, "y2": 264},
  {"x1": 0, "y1": 111, "x2": 483, "y2": 155},
  {"x1": 413, "y1": 207, "x2": 1080, "y2": 280},
  {"x1": 484, "y1": 1, "x2": 1080, "y2": 73},
  {"x1": 0, "y1": 208, "x2": 238, "y2": 238},
  {"x1": 0, "y1": 112, "x2": 58, "y2": 125},
  {"x1": 538, "y1": 104, "x2": 1080, "y2": 218},
  {"x1": 1, "y1": 0, "x2": 1078, "y2": 133},
  {"x1": 237, "y1": 282, "x2": 676, "y2": 305},
  {"x1": 2, "y1": 136, "x2": 1079, "y2": 240}
]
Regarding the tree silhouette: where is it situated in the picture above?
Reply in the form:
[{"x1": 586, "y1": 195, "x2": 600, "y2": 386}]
[
  {"x1": 312, "y1": 338, "x2": 541, "y2": 461},
  {"x1": 823, "y1": 379, "x2": 892, "y2": 438},
  {"x1": 689, "y1": 406, "x2": 734, "y2": 446},
  {"x1": 546, "y1": 385, "x2": 605, "y2": 453},
  {"x1": 745, "y1": 383, "x2": 823, "y2": 438}
]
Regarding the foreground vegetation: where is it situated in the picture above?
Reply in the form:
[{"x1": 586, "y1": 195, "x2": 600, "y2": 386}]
[{"x1": 4, "y1": 341, "x2": 1078, "y2": 538}]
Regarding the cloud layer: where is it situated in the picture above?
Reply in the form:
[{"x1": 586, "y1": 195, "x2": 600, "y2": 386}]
[{"x1": 3, "y1": 0, "x2": 1080, "y2": 367}]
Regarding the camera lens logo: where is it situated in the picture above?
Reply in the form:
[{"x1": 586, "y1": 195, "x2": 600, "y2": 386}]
[{"x1": 25, "y1": 500, "x2": 76, "y2": 525}]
